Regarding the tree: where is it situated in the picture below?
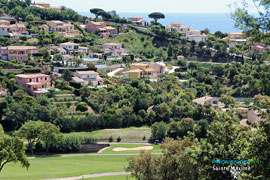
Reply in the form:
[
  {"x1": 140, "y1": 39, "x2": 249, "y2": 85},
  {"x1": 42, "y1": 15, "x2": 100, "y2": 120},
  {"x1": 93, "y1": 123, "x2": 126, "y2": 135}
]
[
  {"x1": 53, "y1": 53, "x2": 64, "y2": 65},
  {"x1": 214, "y1": 31, "x2": 223, "y2": 38},
  {"x1": 73, "y1": 58, "x2": 82, "y2": 67},
  {"x1": 0, "y1": 9, "x2": 4, "y2": 16},
  {"x1": 189, "y1": 116, "x2": 249, "y2": 180},
  {"x1": 25, "y1": 14, "x2": 34, "y2": 22},
  {"x1": 198, "y1": 41, "x2": 206, "y2": 49},
  {"x1": 76, "y1": 102, "x2": 88, "y2": 112},
  {"x1": 0, "y1": 125, "x2": 30, "y2": 173},
  {"x1": 9, "y1": 78, "x2": 16, "y2": 96},
  {"x1": 39, "y1": 122, "x2": 63, "y2": 156},
  {"x1": 148, "y1": 12, "x2": 165, "y2": 22},
  {"x1": 0, "y1": 124, "x2": 3, "y2": 136},
  {"x1": 90, "y1": 8, "x2": 104, "y2": 18},
  {"x1": 80, "y1": 86, "x2": 91, "y2": 100},
  {"x1": 25, "y1": 0, "x2": 31, "y2": 6},
  {"x1": 95, "y1": 10, "x2": 111, "y2": 20},
  {"x1": 126, "y1": 137, "x2": 196, "y2": 180},
  {"x1": 62, "y1": 70, "x2": 73, "y2": 81},
  {"x1": 220, "y1": 94, "x2": 235, "y2": 107},
  {"x1": 167, "y1": 43, "x2": 173, "y2": 57},
  {"x1": 151, "y1": 122, "x2": 167, "y2": 140},
  {"x1": 15, "y1": 121, "x2": 44, "y2": 155},
  {"x1": 231, "y1": 0, "x2": 270, "y2": 43},
  {"x1": 202, "y1": 28, "x2": 210, "y2": 34},
  {"x1": 86, "y1": 62, "x2": 97, "y2": 71},
  {"x1": 206, "y1": 41, "x2": 213, "y2": 48}
]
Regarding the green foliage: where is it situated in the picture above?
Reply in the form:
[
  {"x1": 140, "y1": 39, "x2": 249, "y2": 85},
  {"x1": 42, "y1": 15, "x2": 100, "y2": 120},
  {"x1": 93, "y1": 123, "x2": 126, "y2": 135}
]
[
  {"x1": 117, "y1": 136, "x2": 122, "y2": 142},
  {"x1": 76, "y1": 102, "x2": 88, "y2": 112},
  {"x1": 220, "y1": 94, "x2": 236, "y2": 107},
  {"x1": 151, "y1": 121, "x2": 167, "y2": 140},
  {"x1": 62, "y1": 70, "x2": 73, "y2": 81},
  {"x1": 0, "y1": 136, "x2": 30, "y2": 173},
  {"x1": 39, "y1": 122, "x2": 63, "y2": 155},
  {"x1": 108, "y1": 136, "x2": 113, "y2": 142},
  {"x1": 15, "y1": 121, "x2": 44, "y2": 155},
  {"x1": 148, "y1": 12, "x2": 165, "y2": 22}
]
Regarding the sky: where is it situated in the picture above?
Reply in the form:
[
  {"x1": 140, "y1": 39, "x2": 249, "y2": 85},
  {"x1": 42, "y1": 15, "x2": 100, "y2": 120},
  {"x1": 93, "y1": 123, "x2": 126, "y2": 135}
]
[{"x1": 32, "y1": 0, "x2": 244, "y2": 13}]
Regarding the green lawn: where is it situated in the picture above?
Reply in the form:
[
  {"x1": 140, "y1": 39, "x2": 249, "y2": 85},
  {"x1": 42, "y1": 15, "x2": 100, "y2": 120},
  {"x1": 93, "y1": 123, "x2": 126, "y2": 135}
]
[
  {"x1": 69, "y1": 126, "x2": 151, "y2": 143},
  {"x1": 86, "y1": 175, "x2": 135, "y2": 180},
  {"x1": 102, "y1": 144, "x2": 161, "y2": 154},
  {"x1": 0, "y1": 155, "x2": 131, "y2": 180}
]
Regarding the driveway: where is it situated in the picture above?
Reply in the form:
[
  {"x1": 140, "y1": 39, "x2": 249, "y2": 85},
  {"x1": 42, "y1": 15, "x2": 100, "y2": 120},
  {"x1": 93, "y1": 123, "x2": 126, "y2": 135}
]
[{"x1": 107, "y1": 68, "x2": 124, "y2": 77}]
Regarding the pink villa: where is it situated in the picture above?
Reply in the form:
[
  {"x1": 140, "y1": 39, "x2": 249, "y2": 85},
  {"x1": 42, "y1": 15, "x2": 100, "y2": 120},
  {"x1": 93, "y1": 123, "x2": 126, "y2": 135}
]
[
  {"x1": 0, "y1": 46, "x2": 38, "y2": 61},
  {"x1": 15, "y1": 73, "x2": 51, "y2": 97},
  {"x1": 85, "y1": 22, "x2": 116, "y2": 35},
  {"x1": 0, "y1": 20, "x2": 28, "y2": 36}
]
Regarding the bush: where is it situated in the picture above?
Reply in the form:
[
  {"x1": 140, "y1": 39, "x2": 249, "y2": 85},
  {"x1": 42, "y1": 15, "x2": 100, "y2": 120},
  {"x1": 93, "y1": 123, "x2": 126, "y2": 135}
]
[
  {"x1": 76, "y1": 102, "x2": 88, "y2": 112},
  {"x1": 109, "y1": 136, "x2": 113, "y2": 142},
  {"x1": 117, "y1": 136, "x2": 121, "y2": 142},
  {"x1": 48, "y1": 134, "x2": 97, "y2": 153}
]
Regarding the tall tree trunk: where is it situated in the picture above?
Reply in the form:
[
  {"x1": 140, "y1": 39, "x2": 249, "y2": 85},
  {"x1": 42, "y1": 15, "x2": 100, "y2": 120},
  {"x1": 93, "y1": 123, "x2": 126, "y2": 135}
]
[
  {"x1": 46, "y1": 144, "x2": 49, "y2": 156},
  {"x1": 30, "y1": 143, "x2": 33, "y2": 156}
]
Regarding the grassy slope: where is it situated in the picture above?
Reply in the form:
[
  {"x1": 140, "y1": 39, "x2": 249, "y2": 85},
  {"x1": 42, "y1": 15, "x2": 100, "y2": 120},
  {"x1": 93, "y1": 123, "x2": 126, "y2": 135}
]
[
  {"x1": 96, "y1": 31, "x2": 166, "y2": 58},
  {"x1": 70, "y1": 127, "x2": 151, "y2": 143},
  {"x1": 101, "y1": 144, "x2": 161, "y2": 154},
  {"x1": 0, "y1": 156, "x2": 131, "y2": 180}
]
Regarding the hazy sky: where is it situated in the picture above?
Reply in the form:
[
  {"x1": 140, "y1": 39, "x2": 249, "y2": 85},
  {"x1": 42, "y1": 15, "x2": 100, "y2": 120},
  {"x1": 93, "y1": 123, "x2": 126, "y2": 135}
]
[{"x1": 33, "y1": 0, "x2": 243, "y2": 13}]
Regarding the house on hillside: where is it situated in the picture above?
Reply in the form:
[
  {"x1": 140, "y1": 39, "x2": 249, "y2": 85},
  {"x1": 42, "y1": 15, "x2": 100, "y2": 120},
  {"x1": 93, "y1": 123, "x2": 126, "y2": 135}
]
[
  {"x1": 0, "y1": 46, "x2": 38, "y2": 61},
  {"x1": 15, "y1": 73, "x2": 51, "y2": 97},
  {"x1": 42, "y1": 20, "x2": 74, "y2": 33},
  {"x1": 73, "y1": 71, "x2": 103, "y2": 86},
  {"x1": 60, "y1": 42, "x2": 79, "y2": 54},
  {"x1": 192, "y1": 96, "x2": 220, "y2": 106},
  {"x1": 103, "y1": 43, "x2": 128, "y2": 56},
  {"x1": 85, "y1": 22, "x2": 107, "y2": 33},
  {"x1": 127, "y1": 16, "x2": 148, "y2": 26},
  {"x1": 225, "y1": 32, "x2": 247, "y2": 47},
  {"x1": 85, "y1": 22, "x2": 116, "y2": 38},
  {"x1": 30, "y1": 2, "x2": 61, "y2": 12},
  {"x1": 0, "y1": 21, "x2": 28, "y2": 37},
  {"x1": 121, "y1": 62, "x2": 168, "y2": 78},
  {"x1": 186, "y1": 34, "x2": 208, "y2": 43}
]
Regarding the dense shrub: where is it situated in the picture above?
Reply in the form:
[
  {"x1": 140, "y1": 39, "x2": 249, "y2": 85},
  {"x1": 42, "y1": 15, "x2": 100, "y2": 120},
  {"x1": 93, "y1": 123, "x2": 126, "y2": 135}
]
[
  {"x1": 117, "y1": 136, "x2": 122, "y2": 142},
  {"x1": 76, "y1": 102, "x2": 88, "y2": 112},
  {"x1": 34, "y1": 134, "x2": 97, "y2": 153},
  {"x1": 109, "y1": 136, "x2": 113, "y2": 142}
]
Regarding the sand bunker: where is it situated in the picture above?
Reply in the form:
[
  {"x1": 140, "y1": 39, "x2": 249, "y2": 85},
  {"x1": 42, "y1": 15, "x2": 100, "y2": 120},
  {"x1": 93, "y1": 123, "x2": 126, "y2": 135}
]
[{"x1": 113, "y1": 146, "x2": 153, "y2": 152}]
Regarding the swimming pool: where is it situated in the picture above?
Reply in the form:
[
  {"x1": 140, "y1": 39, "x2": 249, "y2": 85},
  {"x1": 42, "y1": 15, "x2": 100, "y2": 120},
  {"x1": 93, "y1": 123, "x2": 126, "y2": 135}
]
[
  {"x1": 83, "y1": 58, "x2": 100, "y2": 62},
  {"x1": 39, "y1": 89, "x2": 60, "y2": 93},
  {"x1": 150, "y1": 79, "x2": 158, "y2": 82}
]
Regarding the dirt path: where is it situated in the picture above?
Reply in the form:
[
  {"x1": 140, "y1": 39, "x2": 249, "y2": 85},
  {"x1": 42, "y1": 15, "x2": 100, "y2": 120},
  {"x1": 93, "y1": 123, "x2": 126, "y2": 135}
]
[{"x1": 43, "y1": 172, "x2": 131, "y2": 180}]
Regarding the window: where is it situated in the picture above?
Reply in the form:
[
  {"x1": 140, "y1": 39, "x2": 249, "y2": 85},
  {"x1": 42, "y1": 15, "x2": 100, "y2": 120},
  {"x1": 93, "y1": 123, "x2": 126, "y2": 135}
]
[
  {"x1": 29, "y1": 79, "x2": 32, "y2": 82},
  {"x1": 36, "y1": 78, "x2": 39, "y2": 82},
  {"x1": 45, "y1": 77, "x2": 48, "y2": 80}
]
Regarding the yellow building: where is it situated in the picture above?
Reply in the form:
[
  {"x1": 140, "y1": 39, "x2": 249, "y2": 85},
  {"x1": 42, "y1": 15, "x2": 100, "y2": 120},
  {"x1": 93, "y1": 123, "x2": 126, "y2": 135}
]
[
  {"x1": 122, "y1": 69, "x2": 143, "y2": 78},
  {"x1": 45, "y1": 21, "x2": 74, "y2": 32},
  {"x1": 130, "y1": 63, "x2": 149, "y2": 70},
  {"x1": 227, "y1": 32, "x2": 243, "y2": 40}
]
